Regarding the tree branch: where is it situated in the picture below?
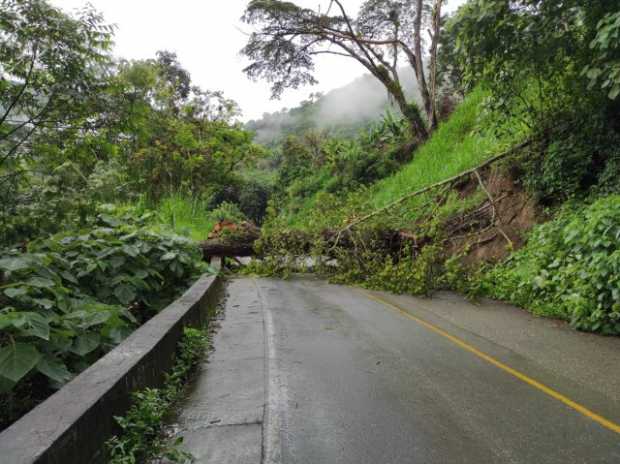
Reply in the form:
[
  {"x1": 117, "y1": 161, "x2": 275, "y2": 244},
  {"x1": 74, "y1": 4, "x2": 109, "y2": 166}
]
[
  {"x1": 473, "y1": 169, "x2": 513, "y2": 248},
  {"x1": 330, "y1": 139, "x2": 533, "y2": 247},
  {"x1": 331, "y1": 0, "x2": 378, "y2": 68},
  {"x1": 0, "y1": 43, "x2": 38, "y2": 128}
]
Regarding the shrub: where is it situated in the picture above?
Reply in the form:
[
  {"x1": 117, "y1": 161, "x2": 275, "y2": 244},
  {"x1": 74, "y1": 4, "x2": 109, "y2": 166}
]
[
  {"x1": 597, "y1": 149, "x2": 620, "y2": 194},
  {"x1": 207, "y1": 179, "x2": 272, "y2": 225},
  {"x1": 520, "y1": 122, "x2": 620, "y2": 203},
  {"x1": 0, "y1": 214, "x2": 205, "y2": 423},
  {"x1": 107, "y1": 327, "x2": 208, "y2": 464},
  {"x1": 207, "y1": 202, "x2": 247, "y2": 223},
  {"x1": 482, "y1": 196, "x2": 620, "y2": 334},
  {"x1": 525, "y1": 137, "x2": 595, "y2": 202},
  {"x1": 237, "y1": 180, "x2": 272, "y2": 224}
]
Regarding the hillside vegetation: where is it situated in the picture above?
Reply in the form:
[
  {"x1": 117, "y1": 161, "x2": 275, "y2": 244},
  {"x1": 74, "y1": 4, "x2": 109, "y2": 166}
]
[
  {"x1": 2, "y1": 0, "x2": 620, "y2": 440},
  {"x1": 266, "y1": 88, "x2": 524, "y2": 232},
  {"x1": 0, "y1": 0, "x2": 265, "y2": 428},
  {"x1": 248, "y1": 0, "x2": 620, "y2": 337}
]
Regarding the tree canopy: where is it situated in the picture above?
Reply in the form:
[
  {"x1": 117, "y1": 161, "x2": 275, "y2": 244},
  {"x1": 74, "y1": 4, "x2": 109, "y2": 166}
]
[
  {"x1": 0, "y1": 0, "x2": 113, "y2": 171},
  {"x1": 241, "y1": 0, "x2": 445, "y2": 141}
]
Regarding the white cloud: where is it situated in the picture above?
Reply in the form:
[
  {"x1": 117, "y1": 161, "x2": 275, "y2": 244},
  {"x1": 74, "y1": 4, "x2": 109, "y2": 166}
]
[{"x1": 50, "y1": 0, "x2": 465, "y2": 121}]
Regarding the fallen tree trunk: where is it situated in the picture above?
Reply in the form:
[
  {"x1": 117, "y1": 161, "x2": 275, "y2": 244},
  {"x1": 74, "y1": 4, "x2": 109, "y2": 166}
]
[
  {"x1": 330, "y1": 139, "x2": 533, "y2": 248},
  {"x1": 200, "y1": 221, "x2": 260, "y2": 260},
  {"x1": 201, "y1": 239, "x2": 257, "y2": 260}
]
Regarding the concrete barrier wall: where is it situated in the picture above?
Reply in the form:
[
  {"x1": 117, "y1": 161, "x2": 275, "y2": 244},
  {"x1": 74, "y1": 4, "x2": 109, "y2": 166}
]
[{"x1": 0, "y1": 260, "x2": 222, "y2": 464}]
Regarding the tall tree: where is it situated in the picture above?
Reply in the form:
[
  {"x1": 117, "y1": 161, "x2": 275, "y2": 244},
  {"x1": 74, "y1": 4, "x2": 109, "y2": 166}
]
[
  {"x1": 0, "y1": 0, "x2": 114, "y2": 171},
  {"x1": 241, "y1": 0, "x2": 444, "y2": 141},
  {"x1": 451, "y1": 0, "x2": 620, "y2": 127}
]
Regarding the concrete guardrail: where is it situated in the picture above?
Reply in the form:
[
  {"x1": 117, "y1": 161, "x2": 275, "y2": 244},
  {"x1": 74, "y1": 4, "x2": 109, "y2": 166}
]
[{"x1": 0, "y1": 258, "x2": 223, "y2": 464}]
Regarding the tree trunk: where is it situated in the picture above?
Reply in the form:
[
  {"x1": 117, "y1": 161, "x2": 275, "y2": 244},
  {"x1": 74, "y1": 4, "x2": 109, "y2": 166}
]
[
  {"x1": 369, "y1": 63, "x2": 428, "y2": 141},
  {"x1": 427, "y1": 0, "x2": 442, "y2": 130},
  {"x1": 414, "y1": 0, "x2": 437, "y2": 130},
  {"x1": 200, "y1": 221, "x2": 260, "y2": 260},
  {"x1": 390, "y1": 82, "x2": 428, "y2": 141},
  {"x1": 200, "y1": 239, "x2": 257, "y2": 261}
]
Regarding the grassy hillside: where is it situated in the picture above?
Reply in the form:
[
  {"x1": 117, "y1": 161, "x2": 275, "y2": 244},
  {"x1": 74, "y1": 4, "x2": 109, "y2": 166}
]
[
  {"x1": 255, "y1": 85, "x2": 620, "y2": 336},
  {"x1": 268, "y1": 88, "x2": 526, "y2": 233}
]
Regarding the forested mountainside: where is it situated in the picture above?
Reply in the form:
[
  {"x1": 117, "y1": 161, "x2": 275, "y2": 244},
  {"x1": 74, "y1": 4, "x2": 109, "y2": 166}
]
[
  {"x1": 246, "y1": 68, "x2": 424, "y2": 145},
  {"x1": 2, "y1": 0, "x2": 620, "y2": 449}
]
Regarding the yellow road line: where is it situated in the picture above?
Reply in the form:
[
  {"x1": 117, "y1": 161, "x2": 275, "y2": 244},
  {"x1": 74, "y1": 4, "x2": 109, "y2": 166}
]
[{"x1": 361, "y1": 290, "x2": 620, "y2": 435}]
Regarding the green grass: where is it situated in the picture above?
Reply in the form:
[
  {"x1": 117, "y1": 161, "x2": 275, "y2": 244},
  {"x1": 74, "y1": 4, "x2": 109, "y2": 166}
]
[
  {"x1": 368, "y1": 89, "x2": 511, "y2": 208},
  {"x1": 276, "y1": 88, "x2": 528, "y2": 232},
  {"x1": 156, "y1": 194, "x2": 215, "y2": 241},
  {"x1": 131, "y1": 194, "x2": 216, "y2": 242}
]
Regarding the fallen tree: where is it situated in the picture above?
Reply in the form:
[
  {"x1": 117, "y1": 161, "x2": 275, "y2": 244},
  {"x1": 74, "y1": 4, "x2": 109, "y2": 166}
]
[
  {"x1": 330, "y1": 139, "x2": 532, "y2": 248},
  {"x1": 200, "y1": 140, "x2": 533, "y2": 261},
  {"x1": 200, "y1": 220, "x2": 260, "y2": 260}
]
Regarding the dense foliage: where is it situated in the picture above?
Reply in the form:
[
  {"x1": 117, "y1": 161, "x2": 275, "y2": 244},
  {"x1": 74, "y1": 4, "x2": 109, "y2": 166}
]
[
  {"x1": 265, "y1": 111, "x2": 414, "y2": 227},
  {"x1": 262, "y1": 88, "x2": 510, "y2": 232},
  {"x1": 0, "y1": 0, "x2": 257, "y2": 428},
  {"x1": 0, "y1": 211, "x2": 205, "y2": 426},
  {"x1": 448, "y1": 0, "x2": 620, "y2": 200},
  {"x1": 0, "y1": 0, "x2": 113, "y2": 173},
  {"x1": 1, "y1": 0, "x2": 265, "y2": 251},
  {"x1": 483, "y1": 196, "x2": 620, "y2": 335}
]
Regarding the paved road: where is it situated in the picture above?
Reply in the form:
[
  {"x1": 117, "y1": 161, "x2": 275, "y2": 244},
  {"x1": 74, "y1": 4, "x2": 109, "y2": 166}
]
[{"x1": 176, "y1": 277, "x2": 620, "y2": 463}]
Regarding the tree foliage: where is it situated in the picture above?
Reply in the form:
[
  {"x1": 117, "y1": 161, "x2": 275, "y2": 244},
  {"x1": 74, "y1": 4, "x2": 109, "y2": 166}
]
[
  {"x1": 241, "y1": 0, "x2": 446, "y2": 140},
  {"x1": 1, "y1": 1, "x2": 264, "y2": 249},
  {"x1": 585, "y1": 11, "x2": 620, "y2": 100},
  {"x1": 449, "y1": 0, "x2": 620, "y2": 127},
  {"x1": 0, "y1": 0, "x2": 113, "y2": 171},
  {"x1": 0, "y1": 0, "x2": 261, "y2": 426}
]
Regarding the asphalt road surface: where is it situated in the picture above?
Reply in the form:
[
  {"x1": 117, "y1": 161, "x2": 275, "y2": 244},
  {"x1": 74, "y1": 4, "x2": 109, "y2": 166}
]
[{"x1": 176, "y1": 277, "x2": 620, "y2": 464}]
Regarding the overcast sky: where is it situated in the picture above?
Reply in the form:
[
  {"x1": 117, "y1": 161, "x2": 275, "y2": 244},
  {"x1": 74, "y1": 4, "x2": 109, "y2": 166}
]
[{"x1": 50, "y1": 0, "x2": 466, "y2": 121}]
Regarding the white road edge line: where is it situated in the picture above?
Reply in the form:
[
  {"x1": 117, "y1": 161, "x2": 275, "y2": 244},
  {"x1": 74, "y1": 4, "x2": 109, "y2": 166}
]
[{"x1": 255, "y1": 279, "x2": 285, "y2": 464}]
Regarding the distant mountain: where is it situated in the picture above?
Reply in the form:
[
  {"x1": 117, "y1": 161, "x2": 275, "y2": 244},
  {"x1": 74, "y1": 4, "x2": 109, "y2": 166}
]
[{"x1": 246, "y1": 68, "x2": 422, "y2": 146}]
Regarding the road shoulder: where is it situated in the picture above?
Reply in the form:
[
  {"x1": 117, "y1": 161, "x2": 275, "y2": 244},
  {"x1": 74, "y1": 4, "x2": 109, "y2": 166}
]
[{"x1": 175, "y1": 279, "x2": 265, "y2": 464}]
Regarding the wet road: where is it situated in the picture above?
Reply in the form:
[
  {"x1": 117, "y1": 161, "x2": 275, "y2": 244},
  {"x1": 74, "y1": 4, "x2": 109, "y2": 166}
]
[{"x1": 180, "y1": 277, "x2": 620, "y2": 463}]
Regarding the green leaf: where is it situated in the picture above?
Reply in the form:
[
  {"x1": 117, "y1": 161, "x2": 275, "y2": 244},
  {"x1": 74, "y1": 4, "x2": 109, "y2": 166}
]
[
  {"x1": 609, "y1": 84, "x2": 620, "y2": 100},
  {"x1": 0, "y1": 257, "x2": 32, "y2": 272},
  {"x1": 21, "y1": 313, "x2": 51, "y2": 340},
  {"x1": 71, "y1": 333, "x2": 101, "y2": 356},
  {"x1": 586, "y1": 67, "x2": 601, "y2": 80},
  {"x1": 37, "y1": 355, "x2": 73, "y2": 384},
  {"x1": 99, "y1": 214, "x2": 121, "y2": 227},
  {"x1": 0, "y1": 343, "x2": 42, "y2": 383},
  {"x1": 67, "y1": 308, "x2": 113, "y2": 328},
  {"x1": 134, "y1": 269, "x2": 149, "y2": 279},
  {"x1": 114, "y1": 284, "x2": 137, "y2": 305},
  {"x1": 4, "y1": 287, "x2": 28, "y2": 298},
  {"x1": 49, "y1": 333, "x2": 74, "y2": 353},
  {"x1": 33, "y1": 298, "x2": 55, "y2": 310},
  {"x1": 110, "y1": 256, "x2": 126, "y2": 269},
  {"x1": 27, "y1": 277, "x2": 56, "y2": 288},
  {"x1": 161, "y1": 252, "x2": 177, "y2": 261},
  {"x1": 0, "y1": 314, "x2": 16, "y2": 331},
  {"x1": 60, "y1": 271, "x2": 79, "y2": 284},
  {"x1": 122, "y1": 245, "x2": 140, "y2": 257}
]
